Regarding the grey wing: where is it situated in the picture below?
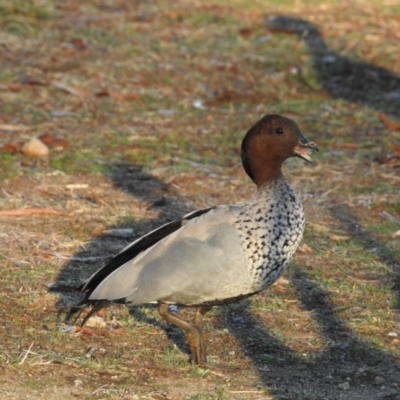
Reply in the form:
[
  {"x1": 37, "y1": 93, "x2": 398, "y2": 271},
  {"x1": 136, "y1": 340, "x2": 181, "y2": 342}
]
[
  {"x1": 79, "y1": 207, "x2": 212, "y2": 295},
  {"x1": 88, "y1": 206, "x2": 253, "y2": 306}
]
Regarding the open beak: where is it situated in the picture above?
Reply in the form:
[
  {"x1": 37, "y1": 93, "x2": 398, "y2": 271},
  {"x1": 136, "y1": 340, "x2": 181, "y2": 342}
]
[{"x1": 294, "y1": 137, "x2": 319, "y2": 163}]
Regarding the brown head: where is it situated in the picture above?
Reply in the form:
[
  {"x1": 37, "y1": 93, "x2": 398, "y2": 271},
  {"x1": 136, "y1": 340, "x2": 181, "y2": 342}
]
[{"x1": 241, "y1": 114, "x2": 318, "y2": 186}]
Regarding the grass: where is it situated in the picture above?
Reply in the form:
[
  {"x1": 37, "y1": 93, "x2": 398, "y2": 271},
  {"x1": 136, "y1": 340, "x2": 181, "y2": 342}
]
[{"x1": 0, "y1": 0, "x2": 400, "y2": 399}]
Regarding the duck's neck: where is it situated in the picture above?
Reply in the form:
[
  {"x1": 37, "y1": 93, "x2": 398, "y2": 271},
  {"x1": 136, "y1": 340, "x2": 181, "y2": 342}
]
[
  {"x1": 244, "y1": 176, "x2": 287, "y2": 206},
  {"x1": 254, "y1": 173, "x2": 286, "y2": 193},
  {"x1": 250, "y1": 159, "x2": 283, "y2": 187}
]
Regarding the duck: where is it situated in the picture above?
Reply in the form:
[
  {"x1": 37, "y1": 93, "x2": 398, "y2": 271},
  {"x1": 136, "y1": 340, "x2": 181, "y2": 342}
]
[{"x1": 67, "y1": 114, "x2": 318, "y2": 367}]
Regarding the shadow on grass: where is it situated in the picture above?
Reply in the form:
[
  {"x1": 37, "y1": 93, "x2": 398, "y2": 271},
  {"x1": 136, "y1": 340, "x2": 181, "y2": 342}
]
[
  {"x1": 52, "y1": 162, "x2": 193, "y2": 292},
  {"x1": 224, "y1": 266, "x2": 400, "y2": 399},
  {"x1": 50, "y1": 162, "x2": 194, "y2": 353},
  {"x1": 331, "y1": 204, "x2": 400, "y2": 311},
  {"x1": 265, "y1": 16, "x2": 400, "y2": 118}
]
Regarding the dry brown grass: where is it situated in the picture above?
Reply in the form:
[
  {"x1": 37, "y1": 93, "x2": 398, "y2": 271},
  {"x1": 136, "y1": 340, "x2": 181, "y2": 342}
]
[{"x1": 1, "y1": 0, "x2": 400, "y2": 399}]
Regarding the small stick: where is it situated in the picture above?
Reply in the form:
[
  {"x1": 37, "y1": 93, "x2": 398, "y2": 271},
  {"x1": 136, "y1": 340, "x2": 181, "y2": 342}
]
[
  {"x1": 73, "y1": 326, "x2": 124, "y2": 336},
  {"x1": 324, "y1": 306, "x2": 365, "y2": 315},
  {"x1": 19, "y1": 341, "x2": 35, "y2": 365},
  {"x1": 0, "y1": 208, "x2": 68, "y2": 217},
  {"x1": 227, "y1": 390, "x2": 268, "y2": 395}
]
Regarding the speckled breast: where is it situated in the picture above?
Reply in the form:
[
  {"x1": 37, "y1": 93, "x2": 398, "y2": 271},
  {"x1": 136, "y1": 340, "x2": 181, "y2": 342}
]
[{"x1": 235, "y1": 178, "x2": 305, "y2": 292}]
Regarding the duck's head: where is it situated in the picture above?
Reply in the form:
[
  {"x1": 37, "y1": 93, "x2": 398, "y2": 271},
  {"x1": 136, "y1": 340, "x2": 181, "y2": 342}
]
[{"x1": 241, "y1": 114, "x2": 319, "y2": 186}]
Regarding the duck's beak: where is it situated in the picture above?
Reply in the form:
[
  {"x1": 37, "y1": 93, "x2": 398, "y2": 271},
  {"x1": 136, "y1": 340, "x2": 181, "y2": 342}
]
[{"x1": 294, "y1": 136, "x2": 319, "y2": 163}]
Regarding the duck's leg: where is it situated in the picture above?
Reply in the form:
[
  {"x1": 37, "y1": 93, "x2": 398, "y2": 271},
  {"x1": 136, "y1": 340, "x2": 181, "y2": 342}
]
[
  {"x1": 194, "y1": 305, "x2": 238, "y2": 370},
  {"x1": 158, "y1": 302, "x2": 207, "y2": 366},
  {"x1": 193, "y1": 305, "x2": 212, "y2": 327}
]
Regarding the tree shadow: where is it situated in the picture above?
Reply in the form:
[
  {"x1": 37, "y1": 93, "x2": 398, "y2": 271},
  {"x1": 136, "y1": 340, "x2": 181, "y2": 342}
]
[
  {"x1": 223, "y1": 265, "x2": 400, "y2": 399},
  {"x1": 265, "y1": 16, "x2": 400, "y2": 118},
  {"x1": 330, "y1": 203, "x2": 400, "y2": 330}
]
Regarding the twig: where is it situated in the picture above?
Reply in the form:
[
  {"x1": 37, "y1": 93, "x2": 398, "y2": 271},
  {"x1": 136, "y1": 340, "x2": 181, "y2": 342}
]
[
  {"x1": 52, "y1": 81, "x2": 85, "y2": 97},
  {"x1": 324, "y1": 306, "x2": 365, "y2": 315},
  {"x1": 1, "y1": 188, "x2": 12, "y2": 198},
  {"x1": 0, "y1": 124, "x2": 31, "y2": 131},
  {"x1": 0, "y1": 208, "x2": 69, "y2": 217},
  {"x1": 50, "y1": 252, "x2": 104, "y2": 262},
  {"x1": 227, "y1": 391, "x2": 267, "y2": 395},
  {"x1": 320, "y1": 184, "x2": 342, "y2": 198},
  {"x1": 19, "y1": 341, "x2": 35, "y2": 365},
  {"x1": 379, "y1": 211, "x2": 400, "y2": 225},
  {"x1": 73, "y1": 326, "x2": 124, "y2": 336}
]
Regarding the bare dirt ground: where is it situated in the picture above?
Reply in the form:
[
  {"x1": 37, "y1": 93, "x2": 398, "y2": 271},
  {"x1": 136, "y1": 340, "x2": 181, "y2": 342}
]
[{"x1": 1, "y1": 1, "x2": 400, "y2": 399}]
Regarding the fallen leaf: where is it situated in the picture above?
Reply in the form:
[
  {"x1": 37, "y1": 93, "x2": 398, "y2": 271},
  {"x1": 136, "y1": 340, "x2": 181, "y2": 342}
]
[
  {"x1": 84, "y1": 316, "x2": 107, "y2": 329},
  {"x1": 38, "y1": 133, "x2": 70, "y2": 148},
  {"x1": 308, "y1": 222, "x2": 330, "y2": 233},
  {"x1": 330, "y1": 234, "x2": 350, "y2": 241},
  {"x1": 378, "y1": 154, "x2": 400, "y2": 166},
  {"x1": 95, "y1": 90, "x2": 141, "y2": 101},
  {"x1": 0, "y1": 143, "x2": 20, "y2": 154},
  {"x1": 298, "y1": 243, "x2": 313, "y2": 254},
  {"x1": 21, "y1": 137, "x2": 49, "y2": 157},
  {"x1": 274, "y1": 277, "x2": 289, "y2": 285},
  {"x1": 96, "y1": 89, "x2": 114, "y2": 97},
  {"x1": 238, "y1": 27, "x2": 253, "y2": 37},
  {"x1": 379, "y1": 113, "x2": 400, "y2": 131},
  {"x1": 392, "y1": 230, "x2": 400, "y2": 238},
  {"x1": 70, "y1": 37, "x2": 86, "y2": 50}
]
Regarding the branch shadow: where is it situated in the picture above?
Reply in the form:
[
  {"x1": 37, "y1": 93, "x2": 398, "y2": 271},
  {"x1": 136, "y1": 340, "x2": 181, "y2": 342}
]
[
  {"x1": 223, "y1": 265, "x2": 400, "y2": 399},
  {"x1": 265, "y1": 16, "x2": 400, "y2": 118},
  {"x1": 330, "y1": 203, "x2": 400, "y2": 329}
]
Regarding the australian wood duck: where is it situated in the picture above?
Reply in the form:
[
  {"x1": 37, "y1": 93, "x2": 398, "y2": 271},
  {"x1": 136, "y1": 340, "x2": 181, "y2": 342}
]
[{"x1": 67, "y1": 114, "x2": 318, "y2": 366}]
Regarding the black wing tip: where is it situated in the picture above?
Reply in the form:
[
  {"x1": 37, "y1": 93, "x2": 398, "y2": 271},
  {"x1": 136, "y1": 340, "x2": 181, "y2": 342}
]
[
  {"x1": 65, "y1": 306, "x2": 83, "y2": 324},
  {"x1": 77, "y1": 282, "x2": 86, "y2": 292},
  {"x1": 65, "y1": 299, "x2": 110, "y2": 326}
]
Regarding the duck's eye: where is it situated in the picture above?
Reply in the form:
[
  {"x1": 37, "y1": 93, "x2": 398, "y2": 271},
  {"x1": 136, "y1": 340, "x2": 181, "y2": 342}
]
[{"x1": 275, "y1": 127, "x2": 284, "y2": 134}]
